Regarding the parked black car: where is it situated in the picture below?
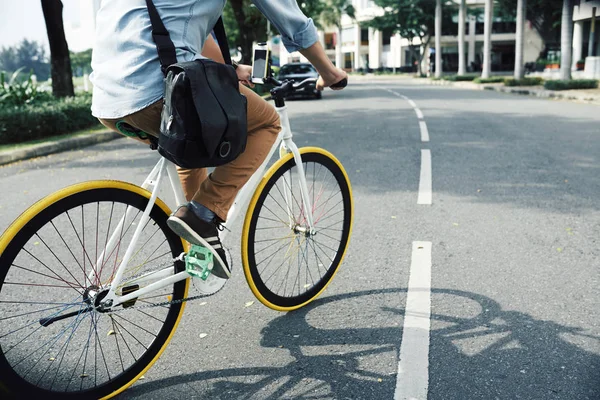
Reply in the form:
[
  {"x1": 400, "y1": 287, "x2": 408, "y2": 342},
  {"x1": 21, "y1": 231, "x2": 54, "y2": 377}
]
[{"x1": 277, "y1": 63, "x2": 321, "y2": 99}]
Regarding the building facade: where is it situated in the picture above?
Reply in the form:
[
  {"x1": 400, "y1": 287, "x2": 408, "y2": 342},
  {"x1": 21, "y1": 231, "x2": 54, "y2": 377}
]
[{"x1": 280, "y1": 0, "x2": 551, "y2": 74}]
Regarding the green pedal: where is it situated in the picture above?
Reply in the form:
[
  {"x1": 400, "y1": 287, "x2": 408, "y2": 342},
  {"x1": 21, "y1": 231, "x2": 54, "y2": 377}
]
[{"x1": 184, "y1": 244, "x2": 214, "y2": 281}]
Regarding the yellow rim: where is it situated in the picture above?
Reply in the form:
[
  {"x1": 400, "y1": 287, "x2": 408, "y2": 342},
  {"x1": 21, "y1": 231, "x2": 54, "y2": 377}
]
[
  {"x1": 241, "y1": 147, "x2": 354, "y2": 312},
  {"x1": 0, "y1": 180, "x2": 189, "y2": 399}
]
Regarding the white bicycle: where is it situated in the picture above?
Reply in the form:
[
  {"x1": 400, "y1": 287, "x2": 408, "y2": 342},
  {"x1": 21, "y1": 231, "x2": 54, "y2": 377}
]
[{"x1": 0, "y1": 74, "x2": 353, "y2": 398}]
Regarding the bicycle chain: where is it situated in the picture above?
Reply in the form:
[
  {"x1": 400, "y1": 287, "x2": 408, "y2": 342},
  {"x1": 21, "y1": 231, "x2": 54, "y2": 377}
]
[{"x1": 104, "y1": 247, "x2": 233, "y2": 315}]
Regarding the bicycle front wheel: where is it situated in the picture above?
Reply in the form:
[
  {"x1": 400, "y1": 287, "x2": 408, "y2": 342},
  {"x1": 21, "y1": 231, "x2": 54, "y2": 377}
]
[
  {"x1": 0, "y1": 181, "x2": 188, "y2": 399},
  {"x1": 242, "y1": 147, "x2": 353, "y2": 311}
]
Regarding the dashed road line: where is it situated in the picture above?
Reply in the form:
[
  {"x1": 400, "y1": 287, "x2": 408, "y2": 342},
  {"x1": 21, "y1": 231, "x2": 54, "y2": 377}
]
[
  {"x1": 418, "y1": 150, "x2": 432, "y2": 205},
  {"x1": 419, "y1": 121, "x2": 430, "y2": 143},
  {"x1": 385, "y1": 89, "x2": 429, "y2": 143},
  {"x1": 395, "y1": 241, "x2": 432, "y2": 400},
  {"x1": 414, "y1": 108, "x2": 424, "y2": 120}
]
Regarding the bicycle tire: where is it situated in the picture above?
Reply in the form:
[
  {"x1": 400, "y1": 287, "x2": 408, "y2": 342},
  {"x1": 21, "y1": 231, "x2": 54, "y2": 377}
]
[
  {"x1": 242, "y1": 147, "x2": 353, "y2": 311},
  {"x1": 0, "y1": 181, "x2": 189, "y2": 399}
]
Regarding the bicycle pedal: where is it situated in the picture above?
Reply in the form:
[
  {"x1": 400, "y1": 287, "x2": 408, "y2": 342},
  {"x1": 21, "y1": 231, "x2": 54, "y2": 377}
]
[
  {"x1": 122, "y1": 284, "x2": 140, "y2": 308},
  {"x1": 185, "y1": 244, "x2": 214, "y2": 281}
]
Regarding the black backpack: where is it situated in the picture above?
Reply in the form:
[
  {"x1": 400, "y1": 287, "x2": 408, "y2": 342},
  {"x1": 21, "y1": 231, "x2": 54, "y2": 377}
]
[{"x1": 146, "y1": 0, "x2": 247, "y2": 169}]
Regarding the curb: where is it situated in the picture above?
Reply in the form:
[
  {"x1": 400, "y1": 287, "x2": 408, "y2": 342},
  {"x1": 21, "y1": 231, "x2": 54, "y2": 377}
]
[
  {"x1": 0, "y1": 130, "x2": 122, "y2": 167},
  {"x1": 417, "y1": 78, "x2": 600, "y2": 104}
]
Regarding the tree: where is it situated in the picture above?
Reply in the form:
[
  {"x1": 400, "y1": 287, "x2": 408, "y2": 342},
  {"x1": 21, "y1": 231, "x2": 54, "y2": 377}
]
[
  {"x1": 366, "y1": 0, "x2": 453, "y2": 76},
  {"x1": 70, "y1": 49, "x2": 92, "y2": 77},
  {"x1": 223, "y1": 0, "x2": 329, "y2": 64},
  {"x1": 0, "y1": 40, "x2": 50, "y2": 81},
  {"x1": 41, "y1": 0, "x2": 74, "y2": 97},
  {"x1": 559, "y1": 0, "x2": 574, "y2": 80},
  {"x1": 496, "y1": 0, "x2": 563, "y2": 57}
]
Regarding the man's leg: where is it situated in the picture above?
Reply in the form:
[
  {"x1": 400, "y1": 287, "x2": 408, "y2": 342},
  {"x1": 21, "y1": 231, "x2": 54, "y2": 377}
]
[
  {"x1": 99, "y1": 100, "x2": 207, "y2": 201},
  {"x1": 191, "y1": 84, "x2": 281, "y2": 221}
]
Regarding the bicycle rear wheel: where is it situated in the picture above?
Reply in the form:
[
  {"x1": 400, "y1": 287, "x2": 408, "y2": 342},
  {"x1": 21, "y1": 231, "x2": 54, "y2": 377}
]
[
  {"x1": 0, "y1": 181, "x2": 188, "y2": 399},
  {"x1": 242, "y1": 147, "x2": 353, "y2": 311}
]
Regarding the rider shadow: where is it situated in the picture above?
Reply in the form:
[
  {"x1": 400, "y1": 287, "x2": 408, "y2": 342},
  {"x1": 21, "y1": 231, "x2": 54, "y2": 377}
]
[{"x1": 124, "y1": 288, "x2": 600, "y2": 399}]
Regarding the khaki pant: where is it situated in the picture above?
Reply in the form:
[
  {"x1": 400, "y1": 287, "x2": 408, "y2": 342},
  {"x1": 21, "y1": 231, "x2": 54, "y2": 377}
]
[{"x1": 99, "y1": 84, "x2": 280, "y2": 221}]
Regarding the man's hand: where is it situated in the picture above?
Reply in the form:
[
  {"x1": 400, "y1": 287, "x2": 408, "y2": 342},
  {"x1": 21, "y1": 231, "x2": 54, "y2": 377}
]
[{"x1": 236, "y1": 64, "x2": 255, "y2": 88}]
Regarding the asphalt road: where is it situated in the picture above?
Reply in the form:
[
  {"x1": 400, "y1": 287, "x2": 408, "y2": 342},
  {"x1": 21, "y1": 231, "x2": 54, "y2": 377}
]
[{"x1": 0, "y1": 80, "x2": 598, "y2": 399}]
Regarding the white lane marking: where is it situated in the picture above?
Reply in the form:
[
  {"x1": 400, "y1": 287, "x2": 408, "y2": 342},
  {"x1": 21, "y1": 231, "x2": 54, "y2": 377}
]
[
  {"x1": 395, "y1": 241, "x2": 432, "y2": 400},
  {"x1": 384, "y1": 89, "x2": 430, "y2": 143},
  {"x1": 417, "y1": 150, "x2": 432, "y2": 205},
  {"x1": 414, "y1": 108, "x2": 424, "y2": 120},
  {"x1": 419, "y1": 121, "x2": 430, "y2": 143}
]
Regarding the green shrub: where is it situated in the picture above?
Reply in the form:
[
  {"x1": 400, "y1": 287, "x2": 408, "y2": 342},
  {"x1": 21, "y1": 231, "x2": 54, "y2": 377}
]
[
  {"x1": 442, "y1": 74, "x2": 477, "y2": 82},
  {"x1": 504, "y1": 77, "x2": 544, "y2": 86},
  {"x1": 473, "y1": 76, "x2": 506, "y2": 84},
  {"x1": 0, "y1": 68, "x2": 53, "y2": 107},
  {"x1": 0, "y1": 93, "x2": 97, "y2": 145},
  {"x1": 543, "y1": 79, "x2": 599, "y2": 91}
]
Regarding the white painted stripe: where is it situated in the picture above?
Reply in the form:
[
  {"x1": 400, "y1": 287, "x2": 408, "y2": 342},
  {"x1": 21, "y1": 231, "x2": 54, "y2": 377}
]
[
  {"x1": 417, "y1": 150, "x2": 432, "y2": 205},
  {"x1": 414, "y1": 108, "x2": 424, "y2": 120},
  {"x1": 419, "y1": 121, "x2": 430, "y2": 142},
  {"x1": 394, "y1": 241, "x2": 432, "y2": 400},
  {"x1": 408, "y1": 99, "x2": 417, "y2": 108}
]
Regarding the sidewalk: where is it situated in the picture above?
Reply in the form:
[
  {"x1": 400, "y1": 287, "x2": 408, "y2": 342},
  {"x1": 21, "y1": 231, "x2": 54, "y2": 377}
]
[
  {"x1": 418, "y1": 78, "x2": 600, "y2": 105},
  {"x1": 0, "y1": 130, "x2": 121, "y2": 167}
]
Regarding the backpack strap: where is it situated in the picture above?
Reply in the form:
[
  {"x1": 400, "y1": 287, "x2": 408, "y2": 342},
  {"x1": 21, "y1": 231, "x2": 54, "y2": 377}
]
[
  {"x1": 145, "y1": 0, "x2": 232, "y2": 74},
  {"x1": 212, "y1": 17, "x2": 232, "y2": 65}
]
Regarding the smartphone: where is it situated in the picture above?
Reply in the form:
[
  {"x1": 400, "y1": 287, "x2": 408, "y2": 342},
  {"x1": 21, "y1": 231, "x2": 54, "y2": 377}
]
[{"x1": 251, "y1": 43, "x2": 270, "y2": 84}]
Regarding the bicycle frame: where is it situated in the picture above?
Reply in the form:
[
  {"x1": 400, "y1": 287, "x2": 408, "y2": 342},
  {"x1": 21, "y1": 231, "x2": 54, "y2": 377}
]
[{"x1": 95, "y1": 104, "x2": 315, "y2": 308}]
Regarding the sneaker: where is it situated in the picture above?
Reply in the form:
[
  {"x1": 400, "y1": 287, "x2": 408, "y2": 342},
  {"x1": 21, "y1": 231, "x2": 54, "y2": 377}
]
[{"x1": 167, "y1": 205, "x2": 231, "y2": 279}]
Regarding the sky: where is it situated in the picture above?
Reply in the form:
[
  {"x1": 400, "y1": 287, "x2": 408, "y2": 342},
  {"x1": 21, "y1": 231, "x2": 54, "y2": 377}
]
[{"x1": 0, "y1": 0, "x2": 91, "y2": 52}]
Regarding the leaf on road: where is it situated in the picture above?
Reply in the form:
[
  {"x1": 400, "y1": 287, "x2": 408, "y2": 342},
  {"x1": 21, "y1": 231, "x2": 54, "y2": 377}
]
[
  {"x1": 557, "y1": 247, "x2": 563, "y2": 252},
  {"x1": 199, "y1": 301, "x2": 207, "y2": 306},
  {"x1": 377, "y1": 378, "x2": 383, "y2": 382},
  {"x1": 48, "y1": 357, "x2": 55, "y2": 361},
  {"x1": 33, "y1": 241, "x2": 39, "y2": 245},
  {"x1": 453, "y1": 223, "x2": 459, "y2": 226},
  {"x1": 107, "y1": 330, "x2": 116, "y2": 336},
  {"x1": 391, "y1": 216, "x2": 397, "y2": 219},
  {"x1": 244, "y1": 301, "x2": 254, "y2": 307},
  {"x1": 199, "y1": 333, "x2": 208, "y2": 339}
]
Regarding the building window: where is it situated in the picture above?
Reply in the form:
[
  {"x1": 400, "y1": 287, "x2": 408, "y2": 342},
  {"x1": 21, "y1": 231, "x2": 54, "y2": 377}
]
[
  {"x1": 382, "y1": 29, "x2": 393, "y2": 45},
  {"x1": 361, "y1": 28, "x2": 369, "y2": 45}
]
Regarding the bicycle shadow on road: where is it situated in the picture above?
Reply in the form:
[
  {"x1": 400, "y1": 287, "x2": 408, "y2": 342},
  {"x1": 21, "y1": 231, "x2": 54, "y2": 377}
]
[{"x1": 123, "y1": 288, "x2": 600, "y2": 399}]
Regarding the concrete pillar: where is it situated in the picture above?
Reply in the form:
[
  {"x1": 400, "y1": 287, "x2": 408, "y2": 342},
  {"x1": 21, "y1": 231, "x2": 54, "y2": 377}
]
[
  {"x1": 368, "y1": 27, "x2": 382, "y2": 69},
  {"x1": 335, "y1": 26, "x2": 343, "y2": 68},
  {"x1": 573, "y1": 20, "x2": 584, "y2": 69},
  {"x1": 560, "y1": 0, "x2": 574, "y2": 81},
  {"x1": 354, "y1": 23, "x2": 361, "y2": 70},
  {"x1": 482, "y1": 0, "x2": 494, "y2": 78},
  {"x1": 514, "y1": 0, "x2": 526, "y2": 79},
  {"x1": 468, "y1": 16, "x2": 476, "y2": 66},
  {"x1": 589, "y1": 7, "x2": 597, "y2": 57},
  {"x1": 435, "y1": 0, "x2": 442, "y2": 77},
  {"x1": 396, "y1": 34, "x2": 403, "y2": 68},
  {"x1": 458, "y1": 0, "x2": 466, "y2": 75}
]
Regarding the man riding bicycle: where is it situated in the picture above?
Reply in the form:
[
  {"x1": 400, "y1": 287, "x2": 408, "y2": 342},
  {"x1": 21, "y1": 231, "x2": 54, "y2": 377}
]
[{"x1": 91, "y1": 0, "x2": 348, "y2": 281}]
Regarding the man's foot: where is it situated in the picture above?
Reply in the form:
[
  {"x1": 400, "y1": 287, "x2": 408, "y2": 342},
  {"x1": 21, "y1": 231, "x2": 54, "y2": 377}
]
[{"x1": 167, "y1": 205, "x2": 231, "y2": 279}]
